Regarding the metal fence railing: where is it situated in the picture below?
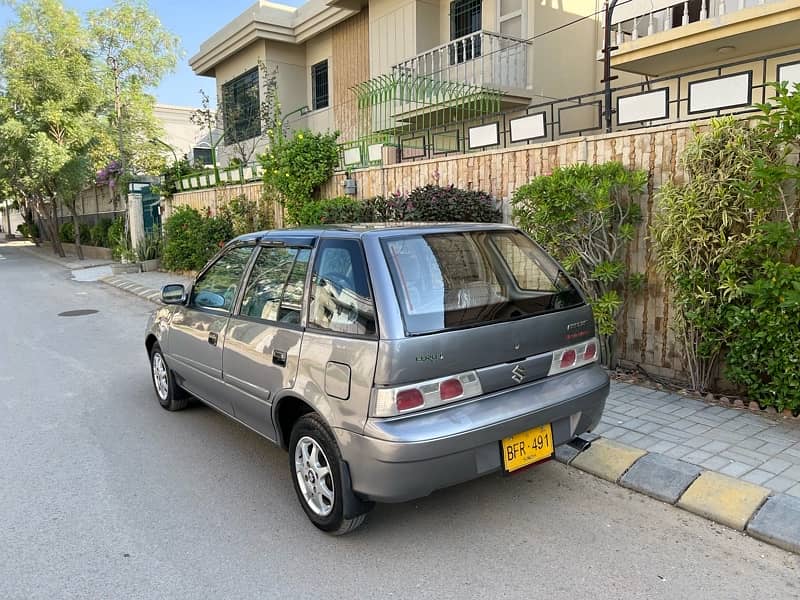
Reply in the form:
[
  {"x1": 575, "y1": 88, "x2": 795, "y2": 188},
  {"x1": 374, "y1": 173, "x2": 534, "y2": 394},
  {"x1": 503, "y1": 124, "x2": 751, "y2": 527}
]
[{"x1": 337, "y1": 47, "x2": 800, "y2": 169}]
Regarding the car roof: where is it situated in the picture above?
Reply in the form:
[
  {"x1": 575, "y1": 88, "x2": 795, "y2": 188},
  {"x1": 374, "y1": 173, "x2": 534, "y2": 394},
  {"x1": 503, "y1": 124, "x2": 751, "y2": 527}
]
[{"x1": 232, "y1": 222, "x2": 517, "y2": 244}]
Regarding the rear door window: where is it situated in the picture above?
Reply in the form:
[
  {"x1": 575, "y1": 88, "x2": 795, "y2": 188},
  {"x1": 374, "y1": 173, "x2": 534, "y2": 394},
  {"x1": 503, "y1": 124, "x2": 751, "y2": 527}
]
[
  {"x1": 308, "y1": 239, "x2": 376, "y2": 336},
  {"x1": 382, "y1": 230, "x2": 583, "y2": 334}
]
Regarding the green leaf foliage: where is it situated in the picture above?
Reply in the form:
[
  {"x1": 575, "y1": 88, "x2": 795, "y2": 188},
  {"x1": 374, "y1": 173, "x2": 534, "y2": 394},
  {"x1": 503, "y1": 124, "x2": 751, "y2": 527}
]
[
  {"x1": 725, "y1": 261, "x2": 800, "y2": 411},
  {"x1": 651, "y1": 117, "x2": 790, "y2": 393},
  {"x1": 161, "y1": 206, "x2": 234, "y2": 272},
  {"x1": 297, "y1": 197, "x2": 364, "y2": 226},
  {"x1": 295, "y1": 185, "x2": 501, "y2": 226},
  {"x1": 89, "y1": 219, "x2": 113, "y2": 248},
  {"x1": 59, "y1": 221, "x2": 91, "y2": 244},
  {"x1": 261, "y1": 130, "x2": 340, "y2": 224},
  {"x1": 217, "y1": 194, "x2": 273, "y2": 237},
  {"x1": 511, "y1": 162, "x2": 647, "y2": 367}
]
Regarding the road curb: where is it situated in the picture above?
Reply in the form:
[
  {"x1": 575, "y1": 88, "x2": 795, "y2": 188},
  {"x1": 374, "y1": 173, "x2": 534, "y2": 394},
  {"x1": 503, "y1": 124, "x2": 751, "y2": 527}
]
[
  {"x1": 17, "y1": 245, "x2": 113, "y2": 270},
  {"x1": 558, "y1": 437, "x2": 800, "y2": 554},
  {"x1": 101, "y1": 276, "x2": 162, "y2": 305}
]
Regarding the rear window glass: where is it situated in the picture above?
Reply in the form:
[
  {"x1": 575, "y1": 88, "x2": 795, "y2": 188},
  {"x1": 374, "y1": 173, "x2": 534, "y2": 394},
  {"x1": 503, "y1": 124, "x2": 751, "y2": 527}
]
[{"x1": 382, "y1": 230, "x2": 583, "y2": 334}]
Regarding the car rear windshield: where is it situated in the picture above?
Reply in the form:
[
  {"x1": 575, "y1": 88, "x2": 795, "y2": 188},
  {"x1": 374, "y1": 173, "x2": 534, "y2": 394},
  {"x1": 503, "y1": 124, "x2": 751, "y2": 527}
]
[{"x1": 382, "y1": 230, "x2": 584, "y2": 335}]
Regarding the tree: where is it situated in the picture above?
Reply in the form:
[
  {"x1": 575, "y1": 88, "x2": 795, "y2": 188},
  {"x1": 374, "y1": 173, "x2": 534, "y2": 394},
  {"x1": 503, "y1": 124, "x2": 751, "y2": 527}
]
[
  {"x1": 0, "y1": 0, "x2": 108, "y2": 258},
  {"x1": 88, "y1": 0, "x2": 181, "y2": 208}
]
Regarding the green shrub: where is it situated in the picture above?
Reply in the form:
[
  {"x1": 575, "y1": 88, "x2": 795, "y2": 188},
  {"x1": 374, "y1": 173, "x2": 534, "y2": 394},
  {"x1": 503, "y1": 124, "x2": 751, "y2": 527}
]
[
  {"x1": 261, "y1": 130, "x2": 340, "y2": 225},
  {"x1": 59, "y1": 221, "x2": 91, "y2": 244},
  {"x1": 17, "y1": 221, "x2": 39, "y2": 238},
  {"x1": 725, "y1": 261, "x2": 800, "y2": 411},
  {"x1": 651, "y1": 118, "x2": 785, "y2": 392},
  {"x1": 218, "y1": 194, "x2": 272, "y2": 236},
  {"x1": 135, "y1": 231, "x2": 163, "y2": 262},
  {"x1": 297, "y1": 196, "x2": 364, "y2": 225},
  {"x1": 162, "y1": 206, "x2": 234, "y2": 272},
  {"x1": 107, "y1": 217, "x2": 135, "y2": 262},
  {"x1": 59, "y1": 222, "x2": 74, "y2": 243},
  {"x1": 512, "y1": 163, "x2": 647, "y2": 368},
  {"x1": 360, "y1": 194, "x2": 412, "y2": 222},
  {"x1": 89, "y1": 219, "x2": 113, "y2": 248},
  {"x1": 403, "y1": 184, "x2": 501, "y2": 223}
]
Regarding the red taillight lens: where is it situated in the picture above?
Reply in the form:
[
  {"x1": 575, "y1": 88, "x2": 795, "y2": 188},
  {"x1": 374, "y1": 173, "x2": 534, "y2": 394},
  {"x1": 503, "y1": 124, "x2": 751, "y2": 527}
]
[
  {"x1": 396, "y1": 389, "x2": 424, "y2": 411},
  {"x1": 560, "y1": 349, "x2": 577, "y2": 368},
  {"x1": 439, "y1": 378, "x2": 464, "y2": 400},
  {"x1": 584, "y1": 342, "x2": 597, "y2": 361}
]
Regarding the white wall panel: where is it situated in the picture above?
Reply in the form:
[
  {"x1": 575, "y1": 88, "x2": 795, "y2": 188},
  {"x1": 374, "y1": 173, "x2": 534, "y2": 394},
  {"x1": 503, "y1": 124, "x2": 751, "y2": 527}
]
[
  {"x1": 617, "y1": 89, "x2": 669, "y2": 125},
  {"x1": 689, "y1": 73, "x2": 751, "y2": 113}
]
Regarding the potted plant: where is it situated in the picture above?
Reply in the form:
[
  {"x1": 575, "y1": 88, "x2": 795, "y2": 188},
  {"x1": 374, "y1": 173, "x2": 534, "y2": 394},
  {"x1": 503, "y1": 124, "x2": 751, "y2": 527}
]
[{"x1": 136, "y1": 231, "x2": 162, "y2": 272}]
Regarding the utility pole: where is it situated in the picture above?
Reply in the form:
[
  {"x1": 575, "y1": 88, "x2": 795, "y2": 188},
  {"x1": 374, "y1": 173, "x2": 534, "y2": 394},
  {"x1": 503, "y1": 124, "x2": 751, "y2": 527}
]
[{"x1": 602, "y1": 0, "x2": 620, "y2": 133}]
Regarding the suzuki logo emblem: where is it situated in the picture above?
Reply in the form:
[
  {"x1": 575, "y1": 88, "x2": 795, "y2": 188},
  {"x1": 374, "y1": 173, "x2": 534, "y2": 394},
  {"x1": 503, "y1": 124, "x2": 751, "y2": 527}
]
[{"x1": 511, "y1": 364, "x2": 526, "y2": 384}]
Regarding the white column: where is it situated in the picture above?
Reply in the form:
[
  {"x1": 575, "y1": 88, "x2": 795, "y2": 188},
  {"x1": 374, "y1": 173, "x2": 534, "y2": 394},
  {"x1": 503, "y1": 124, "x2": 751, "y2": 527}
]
[
  {"x1": 682, "y1": 2, "x2": 689, "y2": 25},
  {"x1": 128, "y1": 192, "x2": 144, "y2": 255}
]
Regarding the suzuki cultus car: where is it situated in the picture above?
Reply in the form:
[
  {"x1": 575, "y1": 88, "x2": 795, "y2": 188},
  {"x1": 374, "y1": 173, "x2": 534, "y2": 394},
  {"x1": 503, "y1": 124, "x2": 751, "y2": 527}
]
[{"x1": 146, "y1": 224, "x2": 609, "y2": 534}]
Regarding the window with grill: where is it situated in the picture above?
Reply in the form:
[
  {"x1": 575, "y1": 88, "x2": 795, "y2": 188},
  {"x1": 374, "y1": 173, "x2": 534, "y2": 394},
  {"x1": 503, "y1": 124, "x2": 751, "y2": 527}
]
[
  {"x1": 450, "y1": 0, "x2": 482, "y2": 63},
  {"x1": 192, "y1": 147, "x2": 213, "y2": 166},
  {"x1": 221, "y1": 68, "x2": 261, "y2": 143},
  {"x1": 311, "y1": 60, "x2": 329, "y2": 110}
]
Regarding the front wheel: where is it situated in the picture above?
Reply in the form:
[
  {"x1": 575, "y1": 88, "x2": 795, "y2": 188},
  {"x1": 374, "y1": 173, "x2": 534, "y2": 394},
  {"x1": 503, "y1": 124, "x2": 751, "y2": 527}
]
[
  {"x1": 149, "y1": 343, "x2": 189, "y2": 411},
  {"x1": 289, "y1": 413, "x2": 369, "y2": 535}
]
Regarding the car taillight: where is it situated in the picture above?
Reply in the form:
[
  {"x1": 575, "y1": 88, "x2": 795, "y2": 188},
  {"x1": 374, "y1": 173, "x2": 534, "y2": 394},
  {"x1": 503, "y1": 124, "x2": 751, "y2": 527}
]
[
  {"x1": 439, "y1": 378, "x2": 464, "y2": 400},
  {"x1": 548, "y1": 338, "x2": 599, "y2": 376},
  {"x1": 396, "y1": 389, "x2": 424, "y2": 411},
  {"x1": 560, "y1": 349, "x2": 577, "y2": 369},
  {"x1": 373, "y1": 371, "x2": 482, "y2": 417}
]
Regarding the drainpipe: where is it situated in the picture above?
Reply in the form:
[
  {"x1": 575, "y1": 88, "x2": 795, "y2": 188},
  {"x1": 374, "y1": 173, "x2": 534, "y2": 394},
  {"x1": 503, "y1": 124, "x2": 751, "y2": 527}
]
[{"x1": 603, "y1": 0, "x2": 620, "y2": 133}]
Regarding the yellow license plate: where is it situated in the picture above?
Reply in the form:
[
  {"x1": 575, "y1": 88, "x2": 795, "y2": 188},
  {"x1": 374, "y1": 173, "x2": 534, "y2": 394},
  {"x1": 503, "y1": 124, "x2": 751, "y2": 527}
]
[{"x1": 501, "y1": 423, "x2": 554, "y2": 472}]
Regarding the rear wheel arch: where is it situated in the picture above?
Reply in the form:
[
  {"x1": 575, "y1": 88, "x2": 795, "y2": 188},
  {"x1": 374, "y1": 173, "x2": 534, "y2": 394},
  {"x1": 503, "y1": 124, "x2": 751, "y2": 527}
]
[{"x1": 274, "y1": 396, "x2": 316, "y2": 450}]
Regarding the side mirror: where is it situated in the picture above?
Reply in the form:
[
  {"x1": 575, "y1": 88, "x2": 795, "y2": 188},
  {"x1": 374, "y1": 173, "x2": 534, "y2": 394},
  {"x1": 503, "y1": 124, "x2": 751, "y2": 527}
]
[{"x1": 161, "y1": 284, "x2": 186, "y2": 305}]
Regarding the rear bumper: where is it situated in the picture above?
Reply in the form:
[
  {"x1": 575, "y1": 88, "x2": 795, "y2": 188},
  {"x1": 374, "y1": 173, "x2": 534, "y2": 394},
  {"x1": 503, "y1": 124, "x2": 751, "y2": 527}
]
[{"x1": 335, "y1": 364, "x2": 609, "y2": 503}]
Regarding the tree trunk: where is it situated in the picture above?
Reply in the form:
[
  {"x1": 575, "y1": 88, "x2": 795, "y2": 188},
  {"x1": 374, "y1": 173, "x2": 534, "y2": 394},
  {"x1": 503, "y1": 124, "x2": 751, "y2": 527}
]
[
  {"x1": 68, "y1": 206, "x2": 84, "y2": 260},
  {"x1": 31, "y1": 197, "x2": 65, "y2": 257},
  {"x1": 22, "y1": 205, "x2": 39, "y2": 246}
]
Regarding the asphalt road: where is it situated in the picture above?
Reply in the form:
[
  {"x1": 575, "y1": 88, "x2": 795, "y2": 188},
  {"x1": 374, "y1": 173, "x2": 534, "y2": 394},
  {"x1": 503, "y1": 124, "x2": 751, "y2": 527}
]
[{"x1": 1, "y1": 243, "x2": 798, "y2": 600}]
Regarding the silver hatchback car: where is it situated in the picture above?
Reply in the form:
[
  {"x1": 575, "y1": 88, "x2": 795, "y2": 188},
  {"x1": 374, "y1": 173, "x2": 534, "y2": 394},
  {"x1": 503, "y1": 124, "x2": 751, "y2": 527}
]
[{"x1": 145, "y1": 223, "x2": 608, "y2": 534}]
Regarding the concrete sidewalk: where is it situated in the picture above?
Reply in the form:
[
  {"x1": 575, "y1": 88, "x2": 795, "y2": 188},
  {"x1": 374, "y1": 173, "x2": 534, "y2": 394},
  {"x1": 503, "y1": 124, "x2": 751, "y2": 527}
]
[
  {"x1": 54, "y1": 261, "x2": 800, "y2": 554},
  {"x1": 597, "y1": 382, "x2": 800, "y2": 496}
]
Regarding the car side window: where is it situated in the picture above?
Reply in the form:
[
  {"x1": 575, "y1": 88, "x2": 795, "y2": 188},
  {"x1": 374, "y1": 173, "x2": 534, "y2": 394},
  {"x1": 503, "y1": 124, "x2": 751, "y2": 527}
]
[
  {"x1": 308, "y1": 239, "x2": 376, "y2": 336},
  {"x1": 190, "y1": 246, "x2": 253, "y2": 312},
  {"x1": 239, "y1": 247, "x2": 311, "y2": 325}
]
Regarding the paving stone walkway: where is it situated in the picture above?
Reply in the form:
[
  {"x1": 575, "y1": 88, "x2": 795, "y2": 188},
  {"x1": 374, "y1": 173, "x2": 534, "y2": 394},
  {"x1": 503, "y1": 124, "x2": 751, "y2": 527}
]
[{"x1": 599, "y1": 382, "x2": 800, "y2": 497}]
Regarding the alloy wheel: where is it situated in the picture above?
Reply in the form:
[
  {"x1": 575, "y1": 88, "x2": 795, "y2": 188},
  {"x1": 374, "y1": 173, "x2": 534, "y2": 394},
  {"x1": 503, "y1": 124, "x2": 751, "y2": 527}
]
[{"x1": 294, "y1": 435, "x2": 335, "y2": 517}]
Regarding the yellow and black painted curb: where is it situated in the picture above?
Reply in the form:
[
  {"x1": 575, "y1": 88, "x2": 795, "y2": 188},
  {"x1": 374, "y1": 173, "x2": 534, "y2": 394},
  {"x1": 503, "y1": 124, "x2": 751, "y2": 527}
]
[{"x1": 558, "y1": 438, "x2": 800, "y2": 555}]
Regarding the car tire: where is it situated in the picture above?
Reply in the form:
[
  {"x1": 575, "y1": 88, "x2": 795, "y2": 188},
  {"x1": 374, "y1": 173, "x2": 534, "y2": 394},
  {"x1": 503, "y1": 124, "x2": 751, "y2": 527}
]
[
  {"x1": 149, "y1": 343, "x2": 189, "y2": 412},
  {"x1": 289, "y1": 413, "x2": 369, "y2": 535}
]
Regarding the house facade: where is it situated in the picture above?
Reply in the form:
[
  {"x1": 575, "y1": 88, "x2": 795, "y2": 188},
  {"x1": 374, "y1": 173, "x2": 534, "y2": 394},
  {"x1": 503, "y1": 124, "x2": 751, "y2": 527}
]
[
  {"x1": 153, "y1": 104, "x2": 218, "y2": 167},
  {"x1": 190, "y1": 0, "x2": 604, "y2": 167},
  {"x1": 190, "y1": 0, "x2": 800, "y2": 172}
]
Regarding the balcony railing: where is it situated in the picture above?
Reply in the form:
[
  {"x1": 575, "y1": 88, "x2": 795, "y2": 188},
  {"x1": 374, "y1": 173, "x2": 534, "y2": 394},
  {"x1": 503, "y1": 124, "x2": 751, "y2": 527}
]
[
  {"x1": 609, "y1": 0, "x2": 783, "y2": 45},
  {"x1": 392, "y1": 30, "x2": 530, "y2": 93}
]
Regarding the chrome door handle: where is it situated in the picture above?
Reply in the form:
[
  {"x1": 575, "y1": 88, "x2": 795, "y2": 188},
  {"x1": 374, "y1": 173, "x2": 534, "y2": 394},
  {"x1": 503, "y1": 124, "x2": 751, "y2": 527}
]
[{"x1": 208, "y1": 332, "x2": 218, "y2": 346}]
